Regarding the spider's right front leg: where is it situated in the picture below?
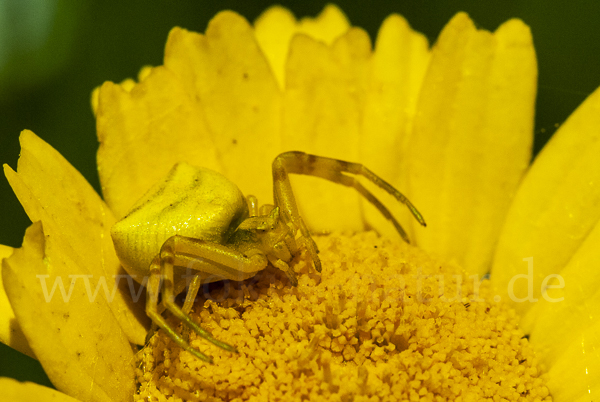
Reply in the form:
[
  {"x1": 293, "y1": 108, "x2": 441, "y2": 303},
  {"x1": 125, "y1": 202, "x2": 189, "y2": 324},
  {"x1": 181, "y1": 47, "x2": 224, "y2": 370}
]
[
  {"x1": 146, "y1": 235, "x2": 268, "y2": 363},
  {"x1": 272, "y1": 151, "x2": 426, "y2": 244},
  {"x1": 271, "y1": 158, "x2": 321, "y2": 273}
]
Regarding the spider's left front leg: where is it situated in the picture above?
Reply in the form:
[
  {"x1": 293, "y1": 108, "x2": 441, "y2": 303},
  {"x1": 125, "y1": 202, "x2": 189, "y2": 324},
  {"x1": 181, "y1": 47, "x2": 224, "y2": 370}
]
[{"x1": 147, "y1": 235, "x2": 268, "y2": 363}]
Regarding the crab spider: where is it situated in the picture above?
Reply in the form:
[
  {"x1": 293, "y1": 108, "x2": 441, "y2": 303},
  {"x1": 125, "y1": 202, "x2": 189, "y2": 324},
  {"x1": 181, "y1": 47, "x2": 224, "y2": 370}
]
[{"x1": 111, "y1": 151, "x2": 426, "y2": 363}]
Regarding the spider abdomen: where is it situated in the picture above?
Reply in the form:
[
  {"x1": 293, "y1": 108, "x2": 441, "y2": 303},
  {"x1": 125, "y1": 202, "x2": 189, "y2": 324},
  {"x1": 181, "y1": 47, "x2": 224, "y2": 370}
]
[{"x1": 111, "y1": 162, "x2": 248, "y2": 281}]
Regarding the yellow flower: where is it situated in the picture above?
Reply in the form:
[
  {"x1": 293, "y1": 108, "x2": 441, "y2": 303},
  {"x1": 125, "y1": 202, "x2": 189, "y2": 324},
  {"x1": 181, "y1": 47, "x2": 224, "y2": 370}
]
[{"x1": 1, "y1": 4, "x2": 598, "y2": 401}]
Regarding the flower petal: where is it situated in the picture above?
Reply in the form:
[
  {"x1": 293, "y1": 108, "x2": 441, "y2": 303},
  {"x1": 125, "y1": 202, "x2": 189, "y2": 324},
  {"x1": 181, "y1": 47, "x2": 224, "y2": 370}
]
[
  {"x1": 4, "y1": 130, "x2": 148, "y2": 345},
  {"x1": 492, "y1": 86, "x2": 600, "y2": 314},
  {"x1": 3, "y1": 222, "x2": 135, "y2": 402},
  {"x1": 523, "y1": 217, "x2": 600, "y2": 367},
  {"x1": 1, "y1": 377, "x2": 81, "y2": 402},
  {"x1": 406, "y1": 13, "x2": 536, "y2": 275},
  {"x1": 296, "y1": 4, "x2": 350, "y2": 45},
  {"x1": 91, "y1": 67, "x2": 152, "y2": 117},
  {"x1": 281, "y1": 28, "x2": 371, "y2": 232},
  {"x1": 546, "y1": 319, "x2": 600, "y2": 401},
  {"x1": 96, "y1": 66, "x2": 222, "y2": 218},
  {"x1": 360, "y1": 14, "x2": 430, "y2": 238},
  {"x1": 163, "y1": 11, "x2": 281, "y2": 207},
  {"x1": 254, "y1": 6, "x2": 297, "y2": 89},
  {"x1": 254, "y1": 5, "x2": 350, "y2": 90},
  {"x1": 0, "y1": 245, "x2": 35, "y2": 358}
]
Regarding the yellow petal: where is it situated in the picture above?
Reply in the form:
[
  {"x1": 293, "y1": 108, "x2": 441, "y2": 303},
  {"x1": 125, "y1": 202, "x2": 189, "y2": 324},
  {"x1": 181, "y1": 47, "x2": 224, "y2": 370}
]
[
  {"x1": 254, "y1": 4, "x2": 350, "y2": 88},
  {"x1": 4, "y1": 130, "x2": 148, "y2": 345},
  {"x1": 492, "y1": 85, "x2": 600, "y2": 314},
  {"x1": 524, "y1": 217, "x2": 600, "y2": 367},
  {"x1": 119, "y1": 78, "x2": 136, "y2": 92},
  {"x1": 1, "y1": 377, "x2": 80, "y2": 402},
  {"x1": 282, "y1": 28, "x2": 371, "y2": 232},
  {"x1": 406, "y1": 13, "x2": 536, "y2": 275},
  {"x1": 137, "y1": 65, "x2": 153, "y2": 81},
  {"x1": 297, "y1": 4, "x2": 350, "y2": 45},
  {"x1": 546, "y1": 319, "x2": 600, "y2": 401},
  {"x1": 255, "y1": 5, "x2": 351, "y2": 90},
  {"x1": 91, "y1": 66, "x2": 153, "y2": 117},
  {"x1": 360, "y1": 14, "x2": 430, "y2": 238},
  {"x1": 164, "y1": 12, "x2": 281, "y2": 206},
  {"x1": 90, "y1": 85, "x2": 100, "y2": 117},
  {"x1": 3, "y1": 222, "x2": 135, "y2": 402},
  {"x1": 574, "y1": 394, "x2": 599, "y2": 402},
  {"x1": 96, "y1": 66, "x2": 221, "y2": 218},
  {"x1": 254, "y1": 6, "x2": 297, "y2": 89},
  {"x1": 0, "y1": 245, "x2": 34, "y2": 358}
]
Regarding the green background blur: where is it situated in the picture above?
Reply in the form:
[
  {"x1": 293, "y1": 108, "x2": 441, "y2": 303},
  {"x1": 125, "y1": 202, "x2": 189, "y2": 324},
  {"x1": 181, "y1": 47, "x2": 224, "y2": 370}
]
[{"x1": 1, "y1": 0, "x2": 598, "y2": 390}]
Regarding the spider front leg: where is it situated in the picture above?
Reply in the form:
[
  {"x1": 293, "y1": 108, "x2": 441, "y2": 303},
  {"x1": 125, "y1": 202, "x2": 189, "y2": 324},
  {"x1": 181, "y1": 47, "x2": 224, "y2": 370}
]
[
  {"x1": 271, "y1": 159, "x2": 321, "y2": 273},
  {"x1": 272, "y1": 152, "x2": 426, "y2": 251},
  {"x1": 146, "y1": 235, "x2": 268, "y2": 363}
]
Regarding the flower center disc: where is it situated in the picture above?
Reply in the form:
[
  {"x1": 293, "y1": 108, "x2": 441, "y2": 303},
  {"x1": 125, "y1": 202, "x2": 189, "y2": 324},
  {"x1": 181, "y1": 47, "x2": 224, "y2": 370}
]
[{"x1": 135, "y1": 232, "x2": 550, "y2": 401}]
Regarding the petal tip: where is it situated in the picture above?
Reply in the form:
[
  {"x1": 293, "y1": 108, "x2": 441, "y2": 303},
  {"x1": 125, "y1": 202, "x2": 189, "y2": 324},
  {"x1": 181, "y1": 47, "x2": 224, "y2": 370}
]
[
  {"x1": 255, "y1": 4, "x2": 295, "y2": 25},
  {"x1": 19, "y1": 129, "x2": 37, "y2": 142},
  {"x1": 318, "y1": 3, "x2": 350, "y2": 24},
  {"x1": 90, "y1": 86, "x2": 100, "y2": 116},
  {"x1": 209, "y1": 9, "x2": 249, "y2": 30},
  {"x1": 495, "y1": 18, "x2": 533, "y2": 46},
  {"x1": 448, "y1": 11, "x2": 474, "y2": 28}
]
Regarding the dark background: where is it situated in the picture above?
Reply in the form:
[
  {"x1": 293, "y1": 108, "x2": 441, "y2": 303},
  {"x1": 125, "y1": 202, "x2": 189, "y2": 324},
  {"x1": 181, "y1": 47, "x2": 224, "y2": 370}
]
[{"x1": 1, "y1": 0, "x2": 598, "y2": 389}]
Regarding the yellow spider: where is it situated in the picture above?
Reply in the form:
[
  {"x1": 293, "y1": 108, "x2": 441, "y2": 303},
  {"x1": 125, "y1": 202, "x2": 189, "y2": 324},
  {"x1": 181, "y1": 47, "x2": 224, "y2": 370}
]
[{"x1": 111, "y1": 152, "x2": 426, "y2": 363}]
